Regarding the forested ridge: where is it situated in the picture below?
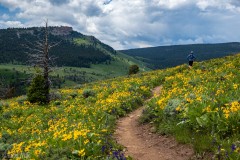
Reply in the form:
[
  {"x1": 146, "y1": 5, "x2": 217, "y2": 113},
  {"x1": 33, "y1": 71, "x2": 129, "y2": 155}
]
[
  {"x1": 120, "y1": 42, "x2": 240, "y2": 69},
  {"x1": 0, "y1": 26, "x2": 115, "y2": 67}
]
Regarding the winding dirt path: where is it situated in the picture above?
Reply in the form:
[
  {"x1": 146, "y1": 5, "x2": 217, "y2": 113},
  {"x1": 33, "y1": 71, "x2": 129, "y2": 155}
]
[{"x1": 114, "y1": 86, "x2": 194, "y2": 160}]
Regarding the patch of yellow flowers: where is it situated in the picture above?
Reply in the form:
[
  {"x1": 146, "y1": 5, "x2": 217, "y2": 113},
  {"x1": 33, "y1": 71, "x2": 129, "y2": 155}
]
[{"x1": 1, "y1": 69, "x2": 163, "y2": 159}]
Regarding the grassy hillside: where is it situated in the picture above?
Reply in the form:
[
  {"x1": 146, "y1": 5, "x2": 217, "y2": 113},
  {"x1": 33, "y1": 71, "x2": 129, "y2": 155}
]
[
  {"x1": 0, "y1": 54, "x2": 239, "y2": 159},
  {"x1": 120, "y1": 42, "x2": 240, "y2": 69},
  {"x1": 142, "y1": 54, "x2": 240, "y2": 159},
  {"x1": 0, "y1": 53, "x2": 149, "y2": 97},
  {"x1": 0, "y1": 27, "x2": 150, "y2": 97},
  {"x1": 0, "y1": 52, "x2": 148, "y2": 85},
  {"x1": 0, "y1": 70, "x2": 161, "y2": 159},
  {"x1": 0, "y1": 68, "x2": 28, "y2": 98}
]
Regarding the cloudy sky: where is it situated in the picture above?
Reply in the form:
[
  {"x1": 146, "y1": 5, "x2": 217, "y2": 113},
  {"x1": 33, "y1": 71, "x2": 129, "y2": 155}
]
[{"x1": 1, "y1": 0, "x2": 240, "y2": 50}]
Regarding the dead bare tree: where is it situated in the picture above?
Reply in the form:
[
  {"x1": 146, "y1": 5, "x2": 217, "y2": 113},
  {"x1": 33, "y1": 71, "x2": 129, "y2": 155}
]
[
  {"x1": 26, "y1": 20, "x2": 60, "y2": 104},
  {"x1": 43, "y1": 20, "x2": 50, "y2": 103}
]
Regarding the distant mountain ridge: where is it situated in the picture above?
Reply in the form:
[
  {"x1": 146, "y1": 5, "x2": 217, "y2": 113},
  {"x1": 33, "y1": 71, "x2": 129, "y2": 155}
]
[
  {"x1": 0, "y1": 26, "x2": 116, "y2": 67},
  {"x1": 120, "y1": 42, "x2": 240, "y2": 69}
]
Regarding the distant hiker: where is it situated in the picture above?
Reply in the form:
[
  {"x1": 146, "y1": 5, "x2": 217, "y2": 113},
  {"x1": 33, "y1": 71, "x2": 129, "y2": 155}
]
[{"x1": 187, "y1": 51, "x2": 196, "y2": 67}]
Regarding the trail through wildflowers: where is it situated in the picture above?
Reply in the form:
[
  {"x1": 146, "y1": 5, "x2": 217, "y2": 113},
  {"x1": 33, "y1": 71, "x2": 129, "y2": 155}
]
[{"x1": 0, "y1": 54, "x2": 239, "y2": 159}]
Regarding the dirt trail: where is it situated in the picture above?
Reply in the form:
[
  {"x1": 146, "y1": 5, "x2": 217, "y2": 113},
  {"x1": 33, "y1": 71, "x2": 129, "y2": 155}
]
[{"x1": 114, "y1": 86, "x2": 194, "y2": 160}]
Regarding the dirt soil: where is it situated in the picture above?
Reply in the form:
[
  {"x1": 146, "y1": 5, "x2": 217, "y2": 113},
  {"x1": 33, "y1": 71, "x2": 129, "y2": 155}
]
[{"x1": 114, "y1": 86, "x2": 194, "y2": 160}]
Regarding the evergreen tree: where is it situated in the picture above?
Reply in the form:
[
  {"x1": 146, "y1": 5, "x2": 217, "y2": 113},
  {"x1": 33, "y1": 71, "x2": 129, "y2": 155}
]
[
  {"x1": 27, "y1": 74, "x2": 48, "y2": 104},
  {"x1": 128, "y1": 64, "x2": 139, "y2": 75}
]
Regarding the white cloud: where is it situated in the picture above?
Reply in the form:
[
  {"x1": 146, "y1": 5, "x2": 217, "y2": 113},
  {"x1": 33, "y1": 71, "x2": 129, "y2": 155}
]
[
  {"x1": 131, "y1": 41, "x2": 154, "y2": 48},
  {"x1": 0, "y1": 0, "x2": 240, "y2": 49},
  {"x1": 155, "y1": 0, "x2": 192, "y2": 9},
  {"x1": 177, "y1": 37, "x2": 204, "y2": 45},
  {"x1": 0, "y1": 20, "x2": 24, "y2": 28},
  {"x1": 196, "y1": 0, "x2": 240, "y2": 12}
]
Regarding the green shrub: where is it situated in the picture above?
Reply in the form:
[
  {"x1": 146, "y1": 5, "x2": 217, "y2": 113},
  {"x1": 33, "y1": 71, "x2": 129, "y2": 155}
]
[
  {"x1": 2, "y1": 111, "x2": 12, "y2": 119},
  {"x1": 163, "y1": 99, "x2": 182, "y2": 116},
  {"x1": 128, "y1": 65, "x2": 139, "y2": 75},
  {"x1": 73, "y1": 84, "x2": 83, "y2": 89},
  {"x1": 0, "y1": 102, "x2": 9, "y2": 109},
  {"x1": 82, "y1": 89, "x2": 95, "y2": 98},
  {"x1": 0, "y1": 142, "x2": 11, "y2": 159},
  {"x1": 53, "y1": 101, "x2": 61, "y2": 105},
  {"x1": 16, "y1": 96, "x2": 27, "y2": 105},
  {"x1": 50, "y1": 91, "x2": 62, "y2": 101},
  {"x1": 27, "y1": 75, "x2": 49, "y2": 104}
]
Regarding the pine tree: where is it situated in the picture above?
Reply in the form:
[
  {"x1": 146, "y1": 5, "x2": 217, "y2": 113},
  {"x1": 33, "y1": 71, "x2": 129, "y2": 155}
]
[
  {"x1": 27, "y1": 74, "x2": 48, "y2": 104},
  {"x1": 128, "y1": 65, "x2": 139, "y2": 75}
]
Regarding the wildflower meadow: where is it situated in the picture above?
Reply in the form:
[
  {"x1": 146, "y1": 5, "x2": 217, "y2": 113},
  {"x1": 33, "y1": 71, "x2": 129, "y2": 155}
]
[
  {"x1": 143, "y1": 54, "x2": 240, "y2": 159},
  {"x1": 0, "y1": 69, "x2": 163, "y2": 159},
  {"x1": 0, "y1": 54, "x2": 239, "y2": 159}
]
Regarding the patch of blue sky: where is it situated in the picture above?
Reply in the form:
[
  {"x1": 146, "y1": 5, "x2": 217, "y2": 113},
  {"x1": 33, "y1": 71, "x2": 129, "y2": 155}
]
[
  {"x1": 0, "y1": 4, "x2": 26, "y2": 24},
  {"x1": 0, "y1": 4, "x2": 9, "y2": 14}
]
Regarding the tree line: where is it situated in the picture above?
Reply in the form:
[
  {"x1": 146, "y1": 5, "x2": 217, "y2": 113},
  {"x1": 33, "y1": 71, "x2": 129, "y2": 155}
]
[{"x1": 121, "y1": 42, "x2": 240, "y2": 69}]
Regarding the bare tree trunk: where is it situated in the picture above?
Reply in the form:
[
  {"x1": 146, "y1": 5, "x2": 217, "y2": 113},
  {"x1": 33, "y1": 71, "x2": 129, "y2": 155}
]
[{"x1": 43, "y1": 20, "x2": 50, "y2": 103}]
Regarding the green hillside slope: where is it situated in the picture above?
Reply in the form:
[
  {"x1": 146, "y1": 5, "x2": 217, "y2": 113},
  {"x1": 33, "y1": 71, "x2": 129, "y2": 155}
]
[
  {"x1": 0, "y1": 27, "x2": 112, "y2": 67},
  {"x1": 142, "y1": 54, "x2": 240, "y2": 159},
  {"x1": 0, "y1": 54, "x2": 239, "y2": 159},
  {"x1": 0, "y1": 27, "x2": 150, "y2": 97},
  {"x1": 0, "y1": 54, "x2": 149, "y2": 98},
  {"x1": 120, "y1": 42, "x2": 240, "y2": 69},
  {"x1": 0, "y1": 26, "x2": 148, "y2": 69}
]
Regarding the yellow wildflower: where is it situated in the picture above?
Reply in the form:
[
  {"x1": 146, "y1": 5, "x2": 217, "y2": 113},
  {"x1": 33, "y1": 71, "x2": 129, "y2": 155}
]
[
  {"x1": 74, "y1": 130, "x2": 82, "y2": 140},
  {"x1": 203, "y1": 106, "x2": 211, "y2": 112},
  {"x1": 62, "y1": 133, "x2": 72, "y2": 141},
  {"x1": 216, "y1": 89, "x2": 224, "y2": 96},
  {"x1": 225, "y1": 113, "x2": 230, "y2": 119},
  {"x1": 230, "y1": 101, "x2": 240, "y2": 112},
  {"x1": 34, "y1": 149, "x2": 41, "y2": 156},
  {"x1": 78, "y1": 149, "x2": 85, "y2": 157},
  {"x1": 84, "y1": 139, "x2": 89, "y2": 145},
  {"x1": 175, "y1": 106, "x2": 181, "y2": 111},
  {"x1": 196, "y1": 96, "x2": 202, "y2": 102},
  {"x1": 24, "y1": 145, "x2": 31, "y2": 152},
  {"x1": 233, "y1": 83, "x2": 238, "y2": 89},
  {"x1": 97, "y1": 140, "x2": 101, "y2": 144}
]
